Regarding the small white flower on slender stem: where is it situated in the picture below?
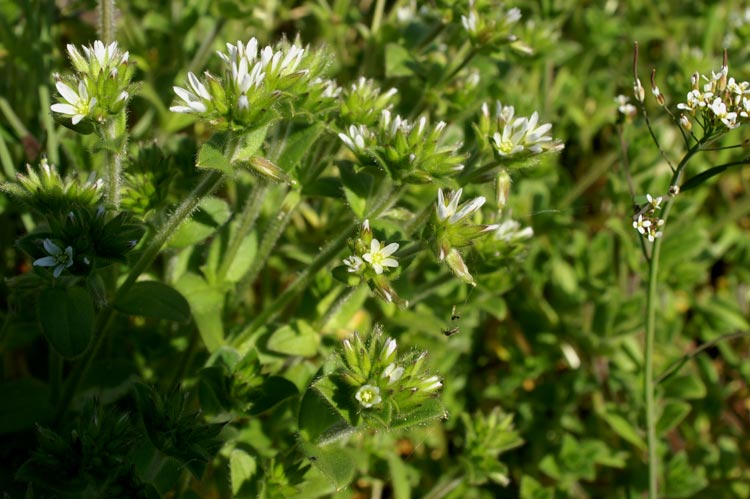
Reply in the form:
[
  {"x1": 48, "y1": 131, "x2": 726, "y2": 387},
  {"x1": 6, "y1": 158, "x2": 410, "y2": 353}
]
[
  {"x1": 33, "y1": 239, "x2": 74, "y2": 278},
  {"x1": 50, "y1": 80, "x2": 97, "y2": 125},
  {"x1": 355, "y1": 384, "x2": 382, "y2": 408},
  {"x1": 362, "y1": 239, "x2": 399, "y2": 274}
]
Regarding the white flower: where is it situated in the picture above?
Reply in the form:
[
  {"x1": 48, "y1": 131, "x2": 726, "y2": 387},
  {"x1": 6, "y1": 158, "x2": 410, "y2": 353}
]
[
  {"x1": 461, "y1": 11, "x2": 478, "y2": 34},
  {"x1": 170, "y1": 72, "x2": 212, "y2": 114},
  {"x1": 33, "y1": 239, "x2": 74, "y2": 278},
  {"x1": 355, "y1": 384, "x2": 382, "y2": 408},
  {"x1": 633, "y1": 214, "x2": 651, "y2": 235},
  {"x1": 362, "y1": 239, "x2": 399, "y2": 274},
  {"x1": 382, "y1": 363, "x2": 404, "y2": 384},
  {"x1": 338, "y1": 124, "x2": 371, "y2": 153},
  {"x1": 646, "y1": 193, "x2": 662, "y2": 210},
  {"x1": 420, "y1": 375, "x2": 442, "y2": 393},
  {"x1": 343, "y1": 255, "x2": 363, "y2": 273},
  {"x1": 494, "y1": 219, "x2": 533, "y2": 242},
  {"x1": 436, "y1": 188, "x2": 486, "y2": 224},
  {"x1": 492, "y1": 121, "x2": 526, "y2": 156},
  {"x1": 614, "y1": 95, "x2": 636, "y2": 116},
  {"x1": 50, "y1": 80, "x2": 97, "y2": 124}
]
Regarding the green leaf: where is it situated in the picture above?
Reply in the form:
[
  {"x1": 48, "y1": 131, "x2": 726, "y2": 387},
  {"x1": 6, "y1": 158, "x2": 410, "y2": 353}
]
[
  {"x1": 389, "y1": 398, "x2": 447, "y2": 431},
  {"x1": 114, "y1": 281, "x2": 190, "y2": 322},
  {"x1": 266, "y1": 320, "x2": 320, "y2": 357},
  {"x1": 169, "y1": 197, "x2": 231, "y2": 248},
  {"x1": 37, "y1": 286, "x2": 94, "y2": 359},
  {"x1": 520, "y1": 475, "x2": 555, "y2": 499},
  {"x1": 681, "y1": 160, "x2": 747, "y2": 191},
  {"x1": 385, "y1": 43, "x2": 416, "y2": 78},
  {"x1": 663, "y1": 374, "x2": 707, "y2": 400},
  {"x1": 338, "y1": 161, "x2": 373, "y2": 219},
  {"x1": 174, "y1": 273, "x2": 225, "y2": 352},
  {"x1": 299, "y1": 440, "x2": 356, "y2": 490},
  {"x1": 231, "y1": 125, "x2": 269, "y2": 164},
  {"x1": 386, "y1": 451, "x2": 412, "y2": 499},
  {"x1": 0, "y1": 379, "x2": 52, "y2": 433},
  {"x1": 197, "y1": 133, "x2": 233, "y2": 174},
  {"x1": 230, "y1": 448, "x2": 258, "y2": 496},
  {"x1": 298, "y1": 385, "x2": 353, "y2": 444},
  {"x1": 203, "y1": 222, "x2": 258, "y2": 284},
  {"x1": 664, "y1": 452, "x2": 708, "y2": 498},
  {"x1": 277, "y1": 123, "x2": 325, "y2": 174},
  {"x1": 597, "y1": 410, "x2": 646, "y2": 451},
  {"x1": 658, "y1": 400, "x2": 691, "y2": 435},
  {"x1": 244, "y1": 376, "x2": 299, "y2": 415}
]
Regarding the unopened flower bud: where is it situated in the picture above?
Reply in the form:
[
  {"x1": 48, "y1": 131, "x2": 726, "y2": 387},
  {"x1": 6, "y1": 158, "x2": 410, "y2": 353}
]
[
  {"x1": 495, "y1": 169, "x2": 511, "y2": 210},
  {"x1": 633, "y1": 78, "x2": 645, "y2": 102},
  {"x1": 679, "y1": 114, "x2": 692, "y2": 131}
]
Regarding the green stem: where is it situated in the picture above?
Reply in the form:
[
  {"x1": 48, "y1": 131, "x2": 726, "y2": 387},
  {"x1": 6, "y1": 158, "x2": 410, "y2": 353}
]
[
  {"x1": 39, "y1": 85, "x2": 59, "y2": 164},
  {"x1": 643, "y1": 141, "x2": 701, "y2": 499},
  {"x1": 0, "y1": 97, "x2": 32, "y2": 138},
  {"x1": 103, "y1": 118, "x2": 125, "y2": 210},
  {"x1": 232, "y1": 182, "x2": 404, "y2": 350},
  {"x1": 216, "y1": 180, "x2": 269, "y2": 282},
  {"x1": 55, "y1": 168, "x2": 227, "y2": 421},
  {"x1": 370, "y1": 0, "x2": 386, "y2": 34},
  {"x1": 0, "y1": 131, "x2": 15, "y2": 180},
  {"x1": 240, "y1": 188, "x2": 301, "y2": 286},
  {"x1": 98, "y1": 0, "x2": 116, "y2": 44}
]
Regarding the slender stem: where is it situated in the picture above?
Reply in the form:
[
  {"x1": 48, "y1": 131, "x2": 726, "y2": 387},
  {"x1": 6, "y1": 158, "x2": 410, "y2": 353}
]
[
  {"x1": 240, "y1": 188, "x2": 301, "y2": 286},
  {"x1": 370, "y1": 0, "x2": 386, "y2": 34},
  {"x1": 98, "y1": 0, "x2": 116, "y2": 45},
  {"x1": 103, "y1": 118, "x2": 125, "y2": 210},
  {"x1": 643, "y1": 141, "x2": 701, "y2": 498},
  {"x1": 216, "y1": 180, "x2": 269, "y2": 282},
  {"x1": 655, "y1": 331, "x2": 750, "y2": 385},
  {"x1": 39, "y1": 85, "x2": 59, "y2": 164},
  {"x1": 0, "y1": 97, "x2": 32, "y2": 138},
  {"x1": 0, "y1": 131, "x2": 15, "y2": 180}
]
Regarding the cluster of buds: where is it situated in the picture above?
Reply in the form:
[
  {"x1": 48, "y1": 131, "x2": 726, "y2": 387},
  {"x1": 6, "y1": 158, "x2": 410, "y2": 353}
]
[
  {"x1": 1, "y1": 158, "x2": 103, "y2": 216},
  {"x1": 51, "y1": 41, "x2": 133, "y2": 129},
  {"x1": 460, "y1": 1, "x2": 530, "y2": 54},
  {"x1": 338, "y1": 110, "x2": 465, "y2": 183},
  {"x1": 425, "y1": 188, "x2": 498, "y2": 286},
  {"x1": 170, "y1": 38, "x2": 329, "y2": 130},
  {"x1": 632, "y1": 193, "x2": 664, "y2": 242},
  {"x1": 339, "y1": 77, "x2": 398, "y2": 127},
  {"x1": 476, "y1": 100, "x2": 564, "y2": 163},
  {"x1": 339, "y1": 329, "x2": 442, "y2": 416},
  {"x1": 672, "y1": 56, "x2": 750, "y2": 132},
  {"x1": 342, "y1": 220, "x2": 406, "y2": 306}
]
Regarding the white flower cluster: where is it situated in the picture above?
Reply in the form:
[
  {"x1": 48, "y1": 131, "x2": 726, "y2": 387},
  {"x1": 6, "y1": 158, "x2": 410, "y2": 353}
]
[
  {"x1": 51, "y1": 41, "x2": 132, "y2": 125},
  {"x1": 481, "y1": 101, "x2": 564, "y2": 159},
  {"x1": 632, "y1": 194, "x2": 664, "y2": 242},
  {"x1": 170, "y1": 38, "x2": 323, "y2": 128},
  {"x1": 676, "y1": 65, "x2": 750, "y2": 131}
]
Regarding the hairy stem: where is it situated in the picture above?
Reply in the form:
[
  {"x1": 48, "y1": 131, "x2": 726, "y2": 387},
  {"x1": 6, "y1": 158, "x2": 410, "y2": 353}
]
[
  {"x1": 103, "y1": 118, "x2": 125, "y2": 210},
  {"x1": 98, "y1": 0, "x2": 117, "y2": 45}
]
